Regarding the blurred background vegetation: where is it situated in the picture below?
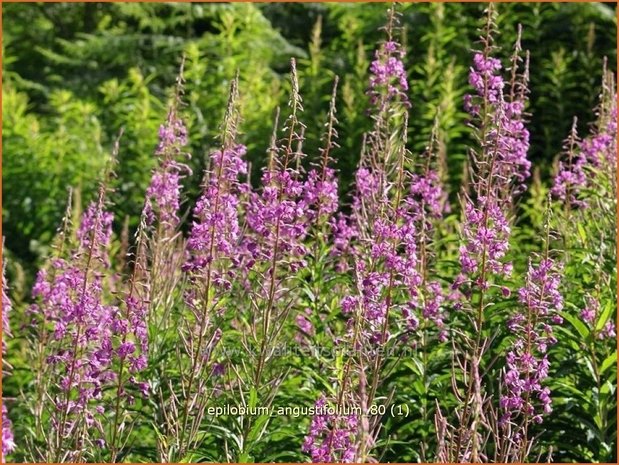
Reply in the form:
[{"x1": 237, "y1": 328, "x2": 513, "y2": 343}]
[{"x1": 2, "y1": 2, "x2": 617, "y2": 286}]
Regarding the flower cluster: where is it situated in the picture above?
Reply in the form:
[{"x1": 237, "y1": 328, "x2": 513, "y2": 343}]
[
  {"x1": 245, "y1": 166, "x2": 309, "y2": 273},
  {"x1": 459, "y1": 39, "x2": 531, "y2": 289},
  {"x1": 581, "y1": 295, "x2": 616, "y2": 340},
  {"x1": 552, "y1": 77, "x2": 617, "y2": 208},
  {"x1": 459, "y1": 200, "x2": 512, "y2": 285},
  {"x1": 407, "y1": 171, "x2": 446, "y2": 221},
  {"x1": 466, "y1": 47, "x2": 532, "y2": 192},
  {"x1": 368, "y1": 39, "x2": 409, "y2": 106},
  {"x1": 551, "y1": 120, "x2": 587, "y2": 209},
  {"x1": 303, "y1": 167, "x2": 339, "y2": 226},
  {"x1": 580, "y1": 116, "x2": 616, "y2": 169},
  {"x1": 32, "y1": 263, "x2": 116, "y2": 450},
  {"x1": 185, "y1": 144, "x2": 248, "y2": 274},
  {"x1": 501, "y1": 258, "x2": 563, "y2": 425},
  {"x1": 29, "y1": 197, "x2": 149, "y2": 457},
  {"x1": 330, "y1": 213, "x2": 357, "y2": 271},
  {"x1": 302, "y1": 396, "x2": 358, "y2": 463},
  {"x1": 582, "y1": 69, "x2": 617, "y2": 171},
  {"x1": 77, "y1": 200, "x2": 114, "y2": 265},
  {"x1": 144, "y1": 108, "x2": 192, "y2": 229}
]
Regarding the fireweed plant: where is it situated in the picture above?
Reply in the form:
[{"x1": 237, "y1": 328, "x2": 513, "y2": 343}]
[{"x1": 2, "y1": 5, "x2": 617, "y2": 463}]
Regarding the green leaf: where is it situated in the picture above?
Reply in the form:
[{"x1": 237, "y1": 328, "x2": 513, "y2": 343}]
[
  {"x1": 600, "y1": 351, "x2": 617, "y2": 375},
  {"x1": 246, "y1": 414, "x2": 270, "y2": 445},
  {"x1": 562, "y1": 311, "x2": 590, "y2": 340},
  {"x1": 248, "y1": 386, "x2": 258, "y2": 410},
  {"x1": 595, "y1": 300, "x2": 614, "y2": 332},
  {"x1": 577, "y1": 222, "x2": 588, "y2": 244}
]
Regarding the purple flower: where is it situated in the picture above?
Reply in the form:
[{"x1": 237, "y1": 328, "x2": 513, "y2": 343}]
[
  {"x1": 459, "y1": 38, "x2": 530, "y2": 289},
  {"x1": 245, "y1": 163, "x2": 309, "y2": 273},
  {"x1": 77, "y1": 200, "x2": 114, "y2": 266},
  {"x1": 368, "y1": 39, "x2": 409, "y2": 107},
  {"x1": 580, "y1": 295, "x2": 599, "y2": 324},
  {"x1": 581, "y1": 106, "x2": 617, "y2": 169},
  {"x1": 28, "y1": 197, "x2": 148, "y2": 456},
  {"x1": 330, "y1": 213, "x2": 358, "y2": 272},
  {"x1": 302, "y1": 396, "x2": 358, "y2": 463},
  {"x1": 407, "y1": 171, "x2": 446, "y2": 220},
  {"x1": 599, "y1": 321, "x2": 616, "y2": 340},
  {"x1": 117, "y1": 341, "x2": 136, "y2": 358},
  {"x1": 501, "y1": 257, "x2": 563, "y2": 425},
  {"x1": 296, "y1": 313, "x2": 314, "y2": 336},
  {"x1": 553, "y1": 79, "x2": 617, "y2": 209},
  {"x1": 185, "y1": 144, "x2": 248, "y2": 274},
  {"x1": 143, "y1": 108, "x2": 192, "y2": 229},
  {"x1": 303, "y1": 167, "x2": 339, "y2": 225},
  {"x1": 2, "y1": 404, "x2": 15, "y2": 462}
]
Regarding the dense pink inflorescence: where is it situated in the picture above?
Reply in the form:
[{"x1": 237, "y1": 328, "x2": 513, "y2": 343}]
[
  {"x1": 2, "y1": 404, "x2": 14, "y2": 463},
  {"x1": 303, "y1": 167, "x2": 339, "y2": 226},
  {"x1": 329, "y1": 213, "x2": 357, "y2": 271},
  {"x1": 302, "y1": 396, "x2": 359, "y2": 463},
  {"x1": 30, "y1": 198, "x2": 148, "y2": 451},
  {"x1": 144, "y1": 109, "x2": 192, "y2": 229},
  {"x1": 368, "y1": 40, "x2": 409, "y2": 106},
  {"x1": 581, "y1": 103, "x2": 617, "y2": 169},
  {"x1": 184, "y1": 144, "x2": 248, "y2": 330},
  {"x1": 459, "y1": 44, "x2": 531, "y2": 290},
  {"x1": 348, "y1": 158, "x2": 439, "y2": 341},
  {"x1": 501, "y1": 258, "x2": 563, "y2": 425},
  {"x1": 185, "y1": 144, "x2": 248, "y2": 273},
  {"x1": 245, "y1": 166, "x2": 309, "y2": 273}
]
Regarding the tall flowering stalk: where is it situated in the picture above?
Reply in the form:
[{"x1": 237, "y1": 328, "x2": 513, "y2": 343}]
[
  {"x1": 297, "y1": 77, "x2": 343, "y2": 345},
  {"x1": 304, "y1": 9, "x2": 442, "y2": 462},
  {"x1": 497, "y1": 205, "x2": 563, "y2": 462},
  {"x1": 141, "y1": 67, "x2": 194, "y2": 462},
  {"x1": 580, "y1": 62, "x2": 617, "y2": 177},
  {"x1": 2, "y1": 252, "x2": 15, "y2": 462},
  {"x1": 143, "y1": 64, "x2": 192, "y2": 362},
  {"x1": 32, "y1": 190, "x2": 116, "y2": 461},
  {"x1": 411, "y1": 126, "x2": 451, "y2": 344},
  {"x1": 406, "y1": 125, "x2": 451, "y2": 461},
  {"x1": 230, "y1": 59, "x2": 310, "y2": 461},
  {"x1": 551, "y1": 118, "x2": 584, "y2": 210},
  {"x1": 300, "y1": 79, "x2": 362, "y2": 463},
  {"x1": 23, "y1": 189, "x2": 74, "y2": 459},
  {"x1": 32, "y1": 202, "x2": 97, "y2": 457},
  {"x1": 304, "y1": 77, "x2": 340, "y2": 237},
  {"x1": 449, "y1": 8, "x2": 532, "y2": 462},
  {"x1": 143, "y1": 69, "x2": 191, "y2": 232},
  {"x1": 158, "y1": 76, "x2": 247, "y2": 462},
  {"x1": 245, "y1": 58, "x2": 308, "y2": 378}
]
